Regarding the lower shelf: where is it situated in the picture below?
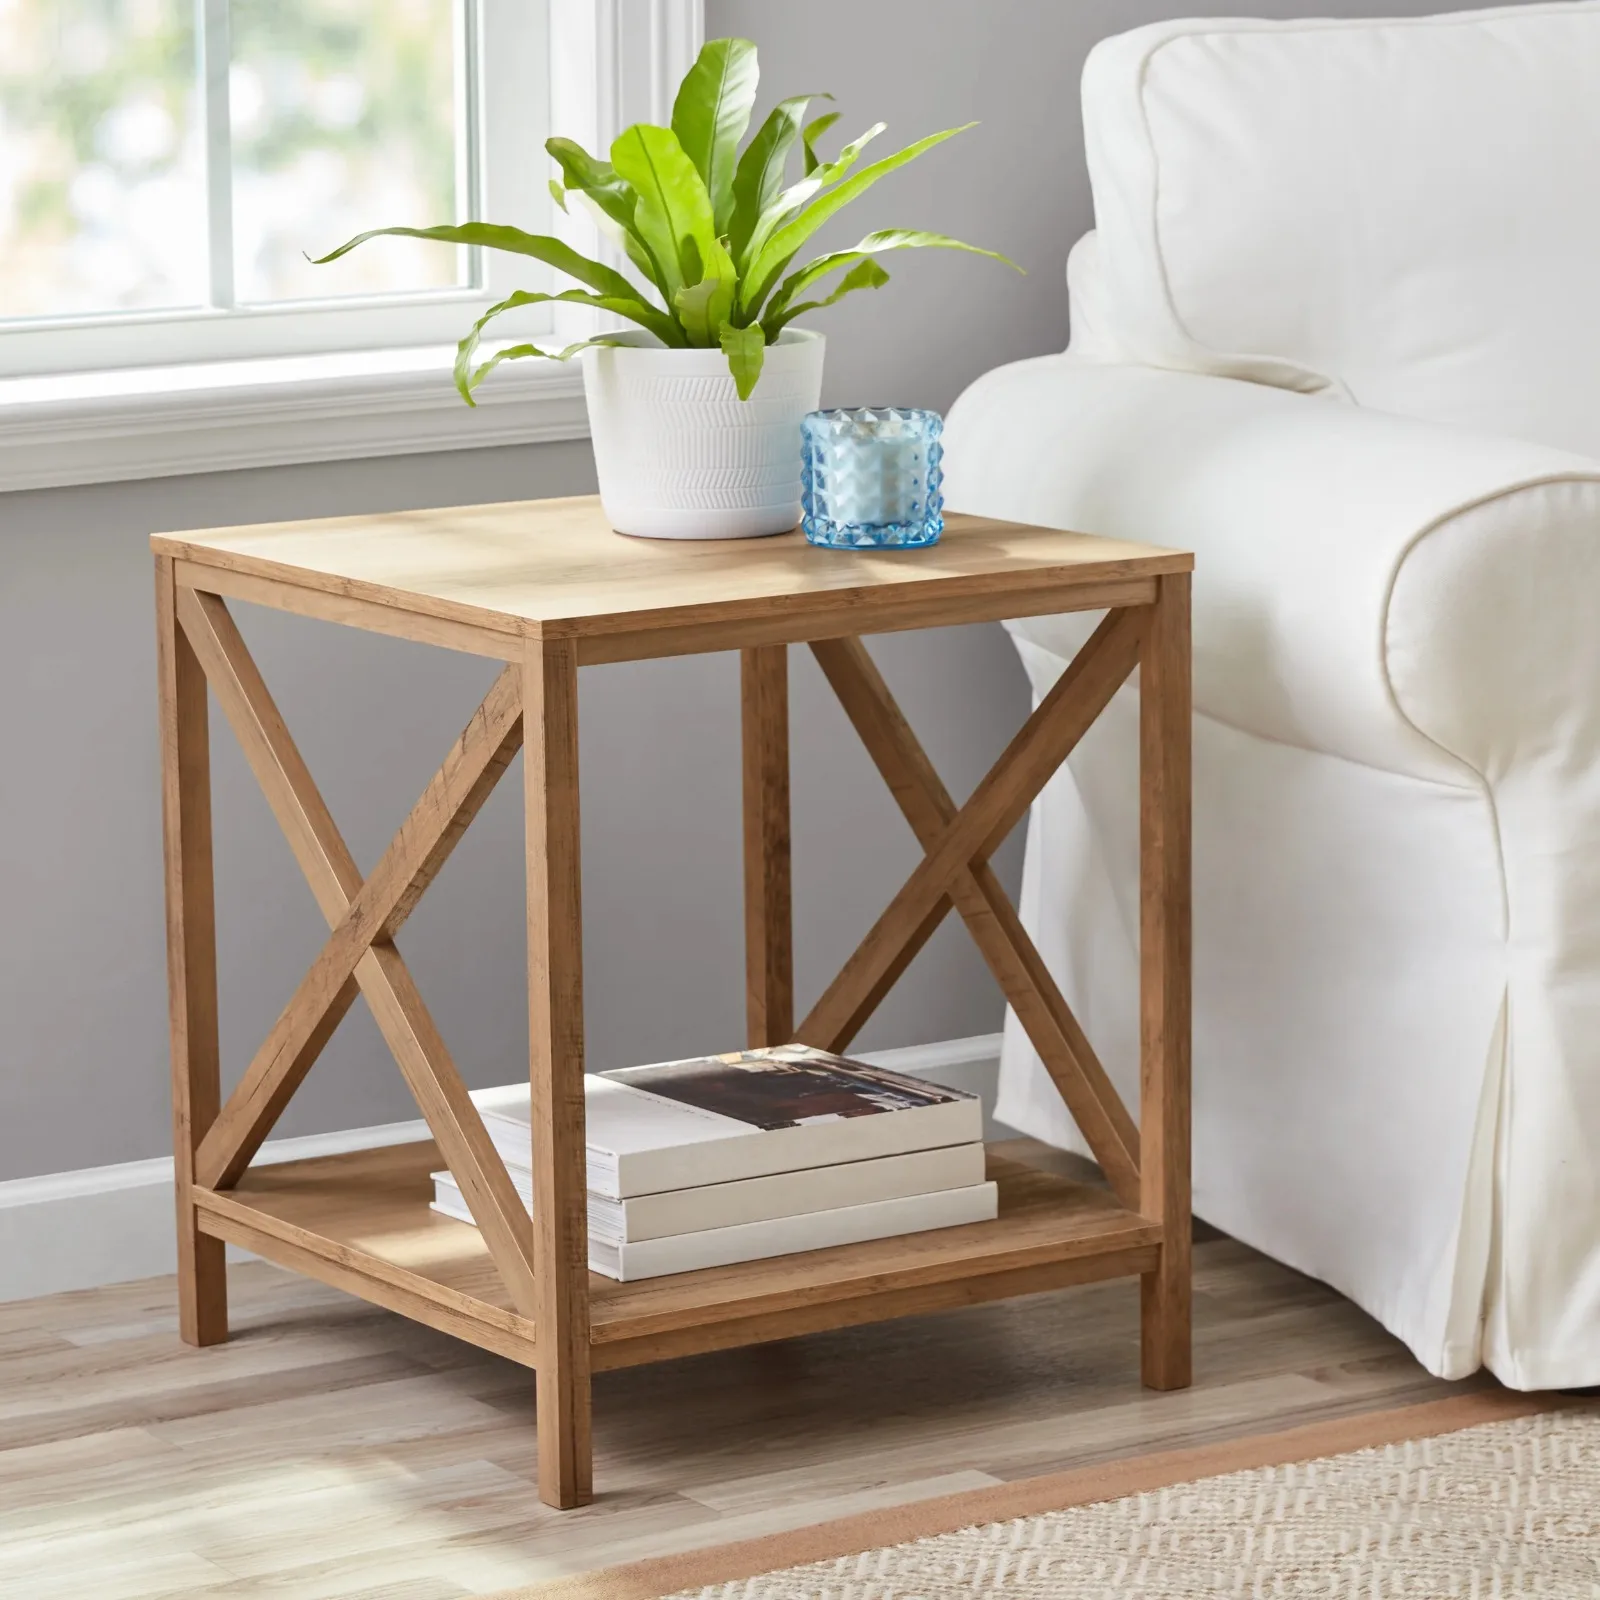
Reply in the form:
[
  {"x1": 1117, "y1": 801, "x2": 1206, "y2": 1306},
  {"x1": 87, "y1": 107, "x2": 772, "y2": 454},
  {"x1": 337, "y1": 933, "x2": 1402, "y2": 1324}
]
[{"x1": 194, "y1": 1141, "x2": 1163, "y2": 1370}]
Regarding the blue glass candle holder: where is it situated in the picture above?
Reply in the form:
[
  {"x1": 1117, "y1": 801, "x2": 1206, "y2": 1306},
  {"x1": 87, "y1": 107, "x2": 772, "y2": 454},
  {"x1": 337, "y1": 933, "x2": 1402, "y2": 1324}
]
[{"x1": 801, "y1": 407, "x2": 944, "y2": 548}]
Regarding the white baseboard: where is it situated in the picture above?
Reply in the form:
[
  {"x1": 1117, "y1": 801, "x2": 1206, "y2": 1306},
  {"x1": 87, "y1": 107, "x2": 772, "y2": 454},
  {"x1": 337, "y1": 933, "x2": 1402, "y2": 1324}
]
[
  {"x1": 0, "y1": 1035, "x2": 1002, "y2": 1304},
  {"x1": 0, "y1": 1116, "x2": 442, "y2": 1304}
]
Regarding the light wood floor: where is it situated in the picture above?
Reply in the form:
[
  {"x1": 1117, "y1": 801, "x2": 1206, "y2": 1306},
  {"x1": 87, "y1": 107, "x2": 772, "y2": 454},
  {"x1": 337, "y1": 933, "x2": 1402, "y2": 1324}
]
[{"x1": 0, "y1": 1143, "x2": 1488, "y2": 1600}]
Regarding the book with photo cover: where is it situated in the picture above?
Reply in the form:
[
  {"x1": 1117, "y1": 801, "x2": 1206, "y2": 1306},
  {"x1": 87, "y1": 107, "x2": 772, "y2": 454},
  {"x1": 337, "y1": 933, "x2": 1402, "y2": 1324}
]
[
  {"x1": 430, "y1": 1141, "x2": 988, "y2": 1243},
  {"x1": 430, "y1": 1170, "x2": 1000, "y2": 1281},
  {"x1": 472, "y1": 1044, "x2": 983, "y2": 1199}
]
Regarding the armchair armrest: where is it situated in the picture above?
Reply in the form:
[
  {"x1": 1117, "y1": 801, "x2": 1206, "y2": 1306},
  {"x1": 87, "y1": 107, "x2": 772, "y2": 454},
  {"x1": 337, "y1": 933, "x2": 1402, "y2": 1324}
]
[{"x1": 944, "y1": 358, "x2": 1600, "y2": 781}]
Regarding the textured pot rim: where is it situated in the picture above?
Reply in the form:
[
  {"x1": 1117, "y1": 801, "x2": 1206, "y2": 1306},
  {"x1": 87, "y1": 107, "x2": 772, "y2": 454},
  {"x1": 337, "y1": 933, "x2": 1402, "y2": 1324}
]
[
  {"x1": 583, "y1": 327, "x2": 824, "y2": 371},
  {"x1": 598, "y1": 326, "x2": 821, "y2": 351}
]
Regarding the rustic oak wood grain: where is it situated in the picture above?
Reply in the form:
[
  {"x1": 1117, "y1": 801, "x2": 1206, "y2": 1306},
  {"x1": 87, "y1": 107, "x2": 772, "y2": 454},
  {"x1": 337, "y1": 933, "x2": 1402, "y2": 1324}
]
[
  {"x1": 596, "y1": 1246, "x2": 1164, "y2": 1370},
  {"x1": 571, "y1": 576, "x2": 1163, "y2": 663},
  {"x1": 153, "y1": 499, "x2": 1189, "y2": 645},
  {"x1": 797, "y1": 607, "x2": 1144, "y2": 1053},
  {"x1": 1139, "y1": 573, "x2": 1193, "y2": 1391},
  {"x1": 184, "y1": 1143, "x2": 1160, "y2": 1361},
  {"x1": 809, "y1": 636, "x2": 1142, "y2": 1211},
  {"x1": 525, "y1": 637, "x2": 593, "y2": 1508},
  {"x1": 193, "y1": 1186, "x2": 539, "y2": 1367},
  {"x1": 194, "y1": 666, "x2": 523, "y2": 1188},
  {"x1": 741, "y1": 645, "x2": 793, "y2": 1048},
  {"x1": 173, "y1": 556, "x2": 522, "y2": 659},
  {"x1": 174, "y1": 555, "x2": 1161, "y2": 666},
  {"x1": 175, "y1": 589, "x2": 541, "y2": 1319},
  {"x1": 175, "y1": 586, "x2": 361, "y2": 918},
  {"x1": 155, "y1": 557, "x2": 228, "y2": 1348}
]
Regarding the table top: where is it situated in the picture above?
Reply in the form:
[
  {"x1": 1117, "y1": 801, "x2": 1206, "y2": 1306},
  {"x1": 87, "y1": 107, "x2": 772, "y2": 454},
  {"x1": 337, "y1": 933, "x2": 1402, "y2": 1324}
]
[{"x1": 155, "y1": 495, "x2": 1190, "y2": 656}]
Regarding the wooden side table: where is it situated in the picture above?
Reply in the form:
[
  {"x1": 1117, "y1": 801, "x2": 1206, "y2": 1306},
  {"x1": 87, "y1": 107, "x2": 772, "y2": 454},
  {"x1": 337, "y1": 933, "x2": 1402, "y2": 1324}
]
[{"x1": 153, "y1": 498, "x2": 1193, "y2": 1509}]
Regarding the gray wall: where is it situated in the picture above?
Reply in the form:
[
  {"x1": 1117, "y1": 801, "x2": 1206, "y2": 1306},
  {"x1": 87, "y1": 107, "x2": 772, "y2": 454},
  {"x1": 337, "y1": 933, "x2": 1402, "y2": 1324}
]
[{"x1": 2, "y1": 0, "x2": 1492, "y2": 1181}]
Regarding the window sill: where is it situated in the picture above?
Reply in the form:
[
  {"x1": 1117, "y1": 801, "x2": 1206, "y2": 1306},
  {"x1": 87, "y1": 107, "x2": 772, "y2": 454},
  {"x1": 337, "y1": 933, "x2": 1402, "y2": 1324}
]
[{"x1": 0, "y1": 344, "x2": 590, "y2": 495}]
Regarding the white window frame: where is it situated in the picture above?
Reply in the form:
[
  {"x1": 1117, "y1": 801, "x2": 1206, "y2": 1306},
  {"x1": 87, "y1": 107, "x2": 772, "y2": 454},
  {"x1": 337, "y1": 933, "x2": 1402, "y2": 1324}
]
[
  {"x1": 0, "y1": 0, "x2": 551, "y2": 377},
  {"x1": 0, "y1": 0, "x2": 704, "y2": 491}
]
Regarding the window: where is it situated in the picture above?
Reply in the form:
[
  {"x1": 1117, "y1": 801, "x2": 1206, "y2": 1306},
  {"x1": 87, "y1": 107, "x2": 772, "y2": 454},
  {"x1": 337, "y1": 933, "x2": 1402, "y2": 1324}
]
[{"x1": 0, "y1": 0, "x2": 549, "y2": 376}]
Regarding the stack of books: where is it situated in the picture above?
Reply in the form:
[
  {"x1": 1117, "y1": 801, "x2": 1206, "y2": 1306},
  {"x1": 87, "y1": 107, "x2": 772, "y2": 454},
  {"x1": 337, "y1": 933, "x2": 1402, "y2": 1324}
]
[{"x1": 430, "y1": 1043, "x2": 996, "y2": 1280}]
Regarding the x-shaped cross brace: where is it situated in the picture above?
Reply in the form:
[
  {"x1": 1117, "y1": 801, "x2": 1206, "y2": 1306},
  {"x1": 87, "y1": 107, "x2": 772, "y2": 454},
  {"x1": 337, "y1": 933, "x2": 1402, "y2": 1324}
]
[
  {"x1": 801, "y1": 610, "x2": 1145, "y2": 1211},
  {"x1": 174, "y1": 588, "x2": 542, "y2": 1316}
]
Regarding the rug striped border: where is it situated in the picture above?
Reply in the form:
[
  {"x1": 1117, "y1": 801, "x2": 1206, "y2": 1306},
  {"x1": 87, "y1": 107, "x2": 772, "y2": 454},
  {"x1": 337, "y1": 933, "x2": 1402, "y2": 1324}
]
[{"x1": 496, "y1": 1389, "x2": 1566, "y2": 1600}]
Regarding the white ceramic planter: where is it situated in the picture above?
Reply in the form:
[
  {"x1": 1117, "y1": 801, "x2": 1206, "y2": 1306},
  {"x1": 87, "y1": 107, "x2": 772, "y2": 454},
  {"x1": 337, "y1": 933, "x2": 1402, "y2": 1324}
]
[{"x1": 581, "y1": 328, "x2": 825, "y2": 540}]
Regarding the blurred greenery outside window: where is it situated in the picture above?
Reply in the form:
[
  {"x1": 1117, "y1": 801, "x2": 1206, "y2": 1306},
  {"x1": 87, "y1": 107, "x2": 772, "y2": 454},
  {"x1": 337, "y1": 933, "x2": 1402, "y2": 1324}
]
[{"x1": 0, "y1": 0, "x2": 550, "y2": 375}]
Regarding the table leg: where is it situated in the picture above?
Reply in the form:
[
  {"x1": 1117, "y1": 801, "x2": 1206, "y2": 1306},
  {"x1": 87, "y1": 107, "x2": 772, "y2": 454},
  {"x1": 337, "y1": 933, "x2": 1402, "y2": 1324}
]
[
  {"x1": 741, "y1": 645, "x2": 793, "y2": 1047},
  {"x1": 1139, "y1": 572, "x2": 1193, "y2": 1390},
  {"x1": 524, "y1": 637, "x2": 593, "y2": 1508},
  {"x1": 155, "y1": 557, "x2": 228, "y2": 1347}
]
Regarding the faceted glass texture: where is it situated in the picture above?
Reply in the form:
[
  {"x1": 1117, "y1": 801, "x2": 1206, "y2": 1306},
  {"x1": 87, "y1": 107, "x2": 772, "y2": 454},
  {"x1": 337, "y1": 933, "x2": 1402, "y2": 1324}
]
[{"x1": 801, "y1": 407, "x2": 944, "y2": 549}]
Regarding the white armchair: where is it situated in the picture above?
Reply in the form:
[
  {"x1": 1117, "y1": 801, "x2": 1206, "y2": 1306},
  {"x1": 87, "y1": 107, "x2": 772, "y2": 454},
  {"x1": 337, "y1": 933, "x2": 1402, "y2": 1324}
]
[{"x1": 944, "y1": 2, "x2": 1600, "y2": 1389}]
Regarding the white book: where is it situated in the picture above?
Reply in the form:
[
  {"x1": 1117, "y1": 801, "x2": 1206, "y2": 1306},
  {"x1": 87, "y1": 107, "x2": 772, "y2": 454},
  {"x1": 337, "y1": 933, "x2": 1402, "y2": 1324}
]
[
  {"x1": 431, "y1": 1177, "x2": 1000, "y2": 1281},
  {"x1": 472, "y1": 1044, "x2": 983, "y2": 1200},
  {"x1": 431, "y1": 1142, "x2": 987, "y2": 1243}
]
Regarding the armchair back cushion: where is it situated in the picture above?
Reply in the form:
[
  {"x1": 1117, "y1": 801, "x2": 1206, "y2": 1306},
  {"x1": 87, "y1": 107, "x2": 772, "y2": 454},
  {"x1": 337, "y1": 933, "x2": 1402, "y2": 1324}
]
[{"x1": 1082, "y1": 2, "x2": 1600, "y2": 455}]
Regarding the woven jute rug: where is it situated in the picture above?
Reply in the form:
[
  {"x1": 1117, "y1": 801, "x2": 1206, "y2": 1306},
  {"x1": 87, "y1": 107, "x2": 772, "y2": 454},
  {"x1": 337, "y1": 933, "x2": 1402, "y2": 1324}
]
[{"x1": 501, "y1": 1390, "x2": 1599, "y2": 1599}]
